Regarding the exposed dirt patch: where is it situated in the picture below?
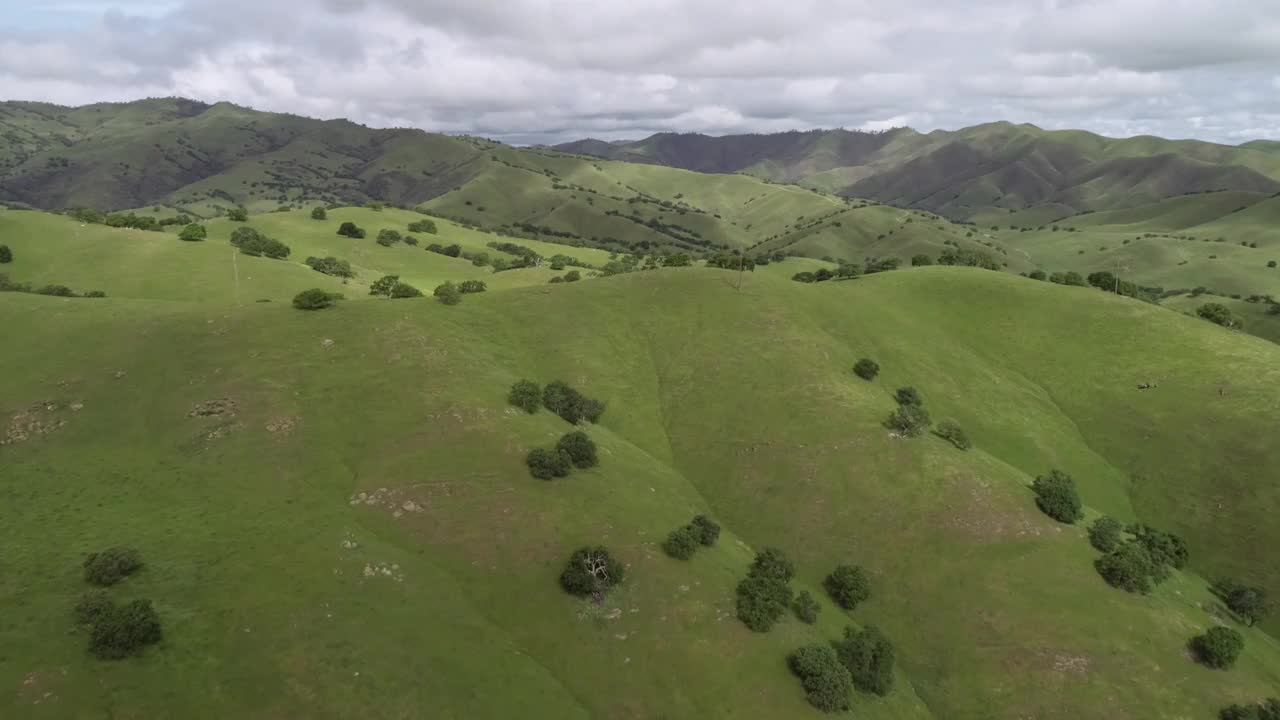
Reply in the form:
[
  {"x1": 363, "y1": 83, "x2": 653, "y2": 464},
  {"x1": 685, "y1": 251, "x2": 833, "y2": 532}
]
[
  {"x1": 188, "y1": 398, "x2": 238, "y2": 419},
  {"x1": 17, "y1": 669, "x2": 64, "y2": 706},
  {"x1": 2, "y1": 401, "x2": 69, "y2": 446},
  {"x1": 933, "y1": 470, "x2": 1045, "y2": 542},
  {"x1": 265, "y1": 416, "x2": 298, "y2": 435}
]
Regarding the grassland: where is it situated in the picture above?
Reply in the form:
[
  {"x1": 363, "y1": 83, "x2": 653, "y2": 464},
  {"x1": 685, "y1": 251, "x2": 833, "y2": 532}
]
[{"x1": 5, "y1": 216, "x2": 1280, "y2": 718}]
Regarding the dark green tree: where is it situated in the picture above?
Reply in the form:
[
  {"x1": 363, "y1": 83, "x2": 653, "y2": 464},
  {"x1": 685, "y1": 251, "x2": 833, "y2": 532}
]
[
  {"x1": 750, "y1": 547, "x2": 795, "y2": 583},
  {"x1": 1198, "y1": 303, "x2": 1242, "y2": 329},
  {"x1": 833, "y1": 625, "x2": 896, "y2": 696},
  {"x1": 227, "y1": 207, "x2": 248, "y2": 222},
  {"x1": 376, "y1": 228, "x2": 402, "y2": 246},
  {"x1": 894, "y1": 386, "x2": 922, "y2": 407},
  {"x1": 369, "y1": 275, "x2": 401, "y2": 296},
  {"x1": 310, "y1": 206, "x2": 327, "y2": 220},
  {"x1": 408, "y1": 219, "x2": 438, "y2": 234},
  {"x1": 853, "y1": 358, "x2": 880, "y2": 381},
  {"x1": 83, "y1": 547, "x2": 143, "y2": 586},
  {"x1": 1129, "y1": 524, "x2": 1188, "y2": 569},
  {"x1": 1088, "y1": 516, "x2": 1124, "y2": 553},
  {"x1": 1032, "y1": 470, "x2": 1083, "y2": 524},
  {"x1": 1214, "y1": 579, "x2": 1270, "y2": 627},
  {"x1": 292, "y1": 288, "x2": 343, "y2": 310},
  {"x1": 1028, "y1": 270, "x2": 1047, "y2": 281},
  {"x1": 526, "y1": 447, "x2": 571, "y2": 480},
  {"x1": 735, "y1": 574, "x2": 793, "y2": 632},
  {"x1": 0, "y1": 245, "x2": 12, "y2": 263},
  {"x1": 74, "y1": 590, "x2": 114, "y2": 624},
  {"x1": 178, "y1": 223, "x2": 207, "y2": 242},
  {"x1": 934, "y1": 421, "x2": 971, "y2": 450},
  {"x1": 691, "y1": 515, "x2": 720, "y2": 546},
  {"x1": 824, "y1": 564, "x2": 871, "y2": 610},
  {"x1": 433, "y1": 282, "x2": 462, "y2": 305},
  {"x1": 543, "y1": 381, "x2": 585, "y2": 424},
  {"x1": 911, "y1": 254, "x2": 933, "y2": 267},
  {"x1": 230, "y1": 226, "x2": 261, "y2": 247},
  {"x1": 793, "y1": 590, "x2": 821, "y2": 624},
  {"x1": 508, "y1": 380, "x2": 542, "y2": 414},
  {"x1": 662, "y1": 525, "x2": 699, "y2": 560},
  {"x1": 337, "y1": 222, "x2": 366, "y2": 239},
  {"x1": 88, "y1": 598, "x2": 162, "y2": 659},
  {"x1": 1191, "y1": 626, "x2": 1244, "y2": 669},
  {"x1": 1094, "y1": 542, "x2": 1165, "y2": 594},
  {"x1": 564, "y1": 270, "x2": 582, "y2": 282},
  {"x1": 787, "y1": 644, "x2": 852, "y2": 712},
  {"x1": 559, "y1": 546, "x2": 624, "y2": 596},
  {"x1": 458, "y1": 279, "x2": 487, "y2": 294},
  {"x1": 886, "y1": 405, "x2": 930, "y2": 437},
  {"x1": 556, "y1": 431, "x2": 598, "y2": 468},
  {"x1": 390, "y1": 282, "x2": 423, "y2": 298}
]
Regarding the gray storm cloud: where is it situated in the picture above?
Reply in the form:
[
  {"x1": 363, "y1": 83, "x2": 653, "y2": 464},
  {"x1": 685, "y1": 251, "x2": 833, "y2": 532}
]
[{"x1": 1, "y1": 0, "x2": 1278, "y2": 144}]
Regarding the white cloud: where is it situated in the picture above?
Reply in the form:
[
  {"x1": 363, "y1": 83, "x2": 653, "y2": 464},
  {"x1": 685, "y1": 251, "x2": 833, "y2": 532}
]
[{"x1": 0, "y1": 0, "x2": 1278, "y2": 144}]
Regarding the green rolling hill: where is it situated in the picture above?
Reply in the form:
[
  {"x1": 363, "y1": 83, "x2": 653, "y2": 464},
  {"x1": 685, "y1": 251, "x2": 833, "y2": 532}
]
[{"x1": 3, "y1": 204, "x2": 1280, "y2": 717}]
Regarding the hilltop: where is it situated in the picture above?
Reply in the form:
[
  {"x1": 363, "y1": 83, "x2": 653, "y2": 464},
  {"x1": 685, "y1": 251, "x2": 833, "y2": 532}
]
[
  {"x1": 3, "y1": 205, "x2": 1280, "y2": 717},
  {"x1": 555, "y1": 124, "x2": 1280, "y2": 220}
]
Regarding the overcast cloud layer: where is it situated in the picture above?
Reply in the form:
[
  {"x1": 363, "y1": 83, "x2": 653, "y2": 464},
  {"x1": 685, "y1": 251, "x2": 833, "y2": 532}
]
[{"x1": 2, "y1": 0, "x2": 1279, "y2": 145}]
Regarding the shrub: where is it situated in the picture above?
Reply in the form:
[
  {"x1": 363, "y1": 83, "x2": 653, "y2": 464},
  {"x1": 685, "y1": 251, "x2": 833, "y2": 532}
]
[
  {"x1": 443, "y1": 244, "x2": 462, "y2": 257},
  {"x1": 178, "y1": 223, "x2": 206, "y2": 242},
  {"x1": 83, "y1": 547, "x2": 143, "y2": 586},
  {"x1": 38, "y1": 284, "x2": 76, "y2": 297},
  {"x1": 1269, "y1": 260, "x2": 1277, "y2": 268},
  {"x1": 370, "y1": 275, "x2": 400, "y2": 296},
  {"x1": 403, "y1": 235, "x2": 419, "y2": 246},
  {"x1": 853, "y1": 358, "x2": 880, "y2": 381},
  {"x1": 1219, "y1": 699, "x2": 1280, "y2": 720},
  {"x1": 227, "y1": 207, "x2": 248, "y2": 222},
  {"x1": 556, "y1": 431, "x2": 598, "y2": 469},
  {"x1": 691, "y1": 515, "x2": 720, "y2": 546},
  {"x1": 1215, "y1": 580, "x2": 1270, "y2": 627},
  {"x1": 1198, "y1": 302, "x2": 1242, "y2": 329},
  {"x1": 824, "y1": 564, "x2": 871, "y2": 609},
  {"x1": 564, "y1": 270, "x2": 582, "y2": 282},
  {"x1": 239, "y1": 235, "x2": 290, "y2": 259},
  {"x1": 750, "y1": 547, "x2": 795, "y2": 583},
  {"x1": 0, "y1": 245, "x2": 12, "y2": 263},
  {"x1": 735, "y1": 574, "x2": 793, "y2": 632},
  {"x1": 230, "y1": 226, "x2": 261, "y2": 247},
  {"x1": 543, "y1": 381, "x2": 586, "y2": 423},
  {"x1": 1028, "y1": 269, "x2": 1047, "y2": 280},
  {"x1": 390, "y1": 282, "x2": 423, "y2": 298},
  {"x1": 470, "y1": 251, "x2": 488, "y2": 266},
  {"x1": 662, "y1": 525, "x2": 699, "y2": 560},
  {"x1": 1095, "y1": 542, "x2": 1165, "y2": 593},
  {"x1": 304, "y1": 256, "x2": 355, "y2": 278},
  {"x1": 911, "y1": 254, "x2": 933, "y2": 266},
  {"x1": 1088, "y1": 516, "x2": 1124, "y2": 553},
  {"x1": 935, "y1": 421, "x2": 971, "y2": 450},
  {"x1": 886, "y1": 404, "x2": 930, "y2": 437},
  {"x1": 508, "y1": 380, "x2": 542, "y2": 414},
  {"x1": 579, "y1": 397, "x2": 606, "y2": 423},
  {"x1": 788, "y1": 644, "x2": 852, "y2": 712},
  {"x1": 433, "y1": 282, "x2": 462, "y2": 305},
  {"x1": 833, "y1": 625, "x2": 896, "y2": 696},
  {"x1": 408, "y1": 219, "x2": 438, "y2": 234},
  {"x1": 793, "y1": 590, "x2": 821, "y2": 624},
  {"x1": 88, "y1": 598, "x2": 162, "y2": 659},
  {"x1": 74, "y1": 590, "x2": 114, "y2": 623},
  {"x1": 1191, "y1": 626, "x2": 1244, "y2": 669},
  {"x1": 894, "y1": 386, "x2": 922, "y2": 407},
  {"x1": 458, "y1": 279, "x2": 487, "y2": 294},
  {"x1": 84, "y1": 290, "x2": 107, "y2": 298},
  {"x1": 559, "y1": 546, "x2": 624, "y2": 596},
  {"x1": 526, "y1": 447, "x2": 571, "y2": 480},
  {"x1": 337, "y1": 221, "x2": 366, "y2": 239},
  {"x1": 376, "y1": 228, "x2": 402, "y2": 246},
  {"x1": 1032, "y1": 469, "x2": 1083, "y2": 524},
  {"x1": 550, "y1": 276, "x2": 564, "y2": 284},
  {"x1": 311, "y1": 206, "x2": 327, "y2": 220},
  {"x1": 1129, "y1": 524, "x2": 1188, "y2": 569},
  {"x1": 793, "y1": 271, "x2": 817, "y2": 283},
  {"x1": 292, "y1": 288, "x2": 343, "y2": 310}
]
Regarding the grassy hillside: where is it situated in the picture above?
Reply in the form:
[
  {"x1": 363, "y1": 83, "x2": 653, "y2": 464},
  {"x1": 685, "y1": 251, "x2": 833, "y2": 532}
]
[{"x1": 4, "y1": 251, "x2": 1280, "y2": 718}]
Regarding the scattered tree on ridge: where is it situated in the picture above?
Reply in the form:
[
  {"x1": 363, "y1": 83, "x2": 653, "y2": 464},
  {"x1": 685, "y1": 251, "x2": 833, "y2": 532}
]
[
  {"x1": 369, "y1": 275, "x2": 401, "y2": 296},
  {"x1": 833, "y1": 624, "x2": 896, "y2": 696},
  {"x1": 178, "y1": 223, "x2": 207, "y2": 242},
  {"x1": 292, "y1": 288, "x2": 343, "y2": 310},
  {"x1": 792, "y1": 590, "x2": 821, "y2": 624},
  {"x1": 337, "y1": 221, "x2": 366, "y2": 239},
  {"x1": 227, "y1": 206, "x2": 248, "y2": 222},
  {"x1": 310, "y1": 206, "x2": 327, "y2": 220},
  {"x1": 788, "y1": 644, "x2": 852, "y2": 712},
  {"x1": 1191, "y1": 626, "x2": 1244, "y2": 670},
  {"x1": 1088, "y1": 516, "x2": 1124, "y2": 553},
  {"x1": 1198, "y1": 303, "x2": 1243, "y2": 329},
  {"x1": 88, "y1": 598, "x2": 163, "y2": 660},
  {"x1": 508, "y1": 380, "x2": 542, "y2": 414},
  {"x1": 911, "y1": 254, "x2": 933, "y2": 266},
  {"x1": 559, "y1": 546, "x2": 625, "y2": 597},
  {"x1": 1031, "y1": 469, "x2": 1083, "y2": 524},
  {"x1": 691, "y1": 515, "x2": 720, "y2": 546},
  {"x1": 458, "y1": 280, "x2": 487, "y2": 294},
  {"x1": 408, "y1": 218, "x2": 438, "y2": 234},
  {"x1": 736, "y1": 547, "x2": 796, "y2": 632},
  {"x1": 894, "y1": 386, "x2": 922, "y2": 407},
  {"x1": 1095, "y1": 542, "x2": 1166, "y2": 594},
  {"x1": 434, "y1": 281, "x2": 462, "y2": 305},
  {"x1": 824, "y1": 564, "x2": 871, "y2": 610},
  {"x1": 555, "y1": 431, "x2": 598, "y2": 469},
  {"x1": 1213, "y1": 579, "x2": 1271, "y2": 627},
  {"x1": 390, "y1": 282, "x2": 423, "y2": 298},
  {"x1": 376, "y1": 228, "x2": 402, "y2": 246},
  {"x1": 526, "y1": 447, "x2": 571, "y2": 480},
  {"x1": 886, "y1": 404, "x2": 930, "y2": 437},
  {"x1": 83, "y1": 547, "x2": 143, "y2": 587},
  {"x1": 662, "y1": 525, "x2": 700, "y2": 560},
  {"x1": 0, "y1": 245, "x2": 12, "y2": 263},
  {"x1": 853, "y1": 358, "x2": 880, "y2": 381}
]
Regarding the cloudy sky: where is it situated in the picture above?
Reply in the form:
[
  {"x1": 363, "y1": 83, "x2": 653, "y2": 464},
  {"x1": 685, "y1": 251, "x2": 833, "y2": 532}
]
[{"x1": 2, "y1": 0, "x2": 1279, "y2": 145}]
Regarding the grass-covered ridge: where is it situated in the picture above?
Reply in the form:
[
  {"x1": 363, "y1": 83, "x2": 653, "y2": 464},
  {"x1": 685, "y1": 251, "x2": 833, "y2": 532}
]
[{"x1": 3, "y1": 261, "x2": 1280, "y2": 718}]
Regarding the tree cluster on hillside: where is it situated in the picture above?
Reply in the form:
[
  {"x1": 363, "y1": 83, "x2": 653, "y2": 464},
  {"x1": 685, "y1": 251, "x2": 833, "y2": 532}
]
[
  {"x1": 310, "y1": 206, "x2": 326, "y2": 220},
  {"x1": 937, "y1": 248, "x2": 1000, "y2": 270},
  {"x1": 304, "y1": 256, "x2": 355, "y2": 278},
  {"x1": 433, "y1": 281, "x2": 462, "y2": 305},
  {"x1": 736, "y1": 548, "x2": 796, "y2": 632},
  {"x1": 376, "y1": 228, "x2": 402, "y2": 247},
  {"x1": 178, "y1": 223, "x2": 207, "y2": 242},
  {"x1": 527, "y1": 431, "x2": 598, "y2": 480},
  {"x1": 0, "y1": 273, "x2": 105, "y2": 298},
  {"x1": 1211, "y1": 578, "x2": 1271, "y2": 627},
  {"x1": 1198, "y1": 302, "x2": 1244, "y2": 329},
  {"x1": 1191, "y1": 626, "x2": 1245, "y2": 669},
  {"x1": 559, "y1": 546, "x2": 624, "y2": 598},
  {"x1": 833, "y1": 624, "x2": 897, "y2": 696},
  {"x1": 337, "y1": 221, "x2": 366, "y2": 239},
  {"x1": 0, "y1": 244, "x2": 11, "y2": 264},
  {"x1": 788, "y1": 644, "x2": 852, "y2": 713},
  {"x1": 662, "y1": 514, "x2": 721, "y2": 560},
  {"x1": 408, "y1": 218, "x2": 438, "y2": 234},
  {"x1": 824, "y1": 564, "x2": 871, "y2": 610},
  {"x1": 1091, "y1": 521, "x2": 1189, "y2": 594},
  {"x1": 886, "y1": 386, "x2": 931, "y2": 437},
  {"x1": 230, "y1": 227, "x2": 290, "y2": 259},
  {"x1": 853, "y1": 358, "x2": 879, "y2": 381},
  {"x1": 1031, "y1": 470, "x2": 1083, "y2": 524},
  {"x1": 292, "y1": 288, "x2": 343, "y2": 310},
  {"x1": 541, "y1": 380, "x2": 606, "y2": 425},
  {"x1": 369, "y1": 274, "x2": 422, "y2": 298},
  {"x1": 1220, "y1": 698, "x2": 1280, "y2": 720},
  {"x1": 74, "y1": 548, "x2": 162, "y2": 660}
]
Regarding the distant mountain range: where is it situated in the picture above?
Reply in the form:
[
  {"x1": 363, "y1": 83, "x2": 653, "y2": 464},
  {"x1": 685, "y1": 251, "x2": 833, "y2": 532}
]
[{"x1": 555, "y1": 125, "x2": 1280, "y2": 219}]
